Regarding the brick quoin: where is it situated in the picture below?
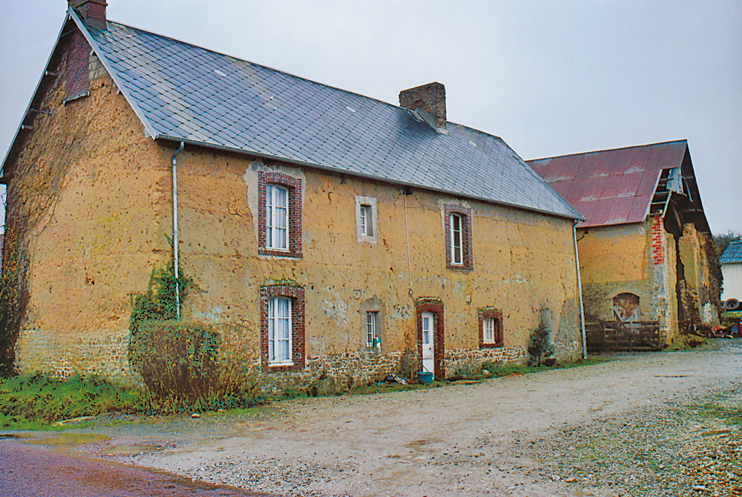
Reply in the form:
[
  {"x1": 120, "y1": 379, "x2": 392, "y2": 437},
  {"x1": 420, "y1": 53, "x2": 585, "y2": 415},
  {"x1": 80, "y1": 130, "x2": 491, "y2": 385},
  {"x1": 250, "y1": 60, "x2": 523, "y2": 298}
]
[
  {"x1": 416, "y1": 301, "x2": 445, "y2": 378},
  {"x1": 652, "y1": 215, "x2": 665, "y2": 265},
  {"x1": 260, "y1": 285, "x2": 306, "y2": 371},
  {"x1": 257, "y1": 171, "x2": 303, "y2": 258}
]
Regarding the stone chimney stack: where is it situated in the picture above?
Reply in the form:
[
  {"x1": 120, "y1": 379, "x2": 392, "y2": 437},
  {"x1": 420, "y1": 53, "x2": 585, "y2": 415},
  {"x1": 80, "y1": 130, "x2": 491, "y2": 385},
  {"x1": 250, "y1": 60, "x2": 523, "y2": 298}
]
[
  {"x1": 399, "y1": 82, "x2": 447, "y2": 133},
  {"x1": 69, "y1": 0, "x2": 108, "y2": 30}
]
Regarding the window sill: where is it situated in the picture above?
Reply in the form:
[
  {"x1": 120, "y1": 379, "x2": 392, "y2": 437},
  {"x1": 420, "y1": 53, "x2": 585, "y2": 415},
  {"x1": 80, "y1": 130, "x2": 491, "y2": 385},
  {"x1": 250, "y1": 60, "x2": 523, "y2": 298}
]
[
  {"x1": 480, "y1": 343, "x2": 504, "y2": 349},
  {"x1": 259, "y1": 248, "x2": 302, "y2": 258},
  {"x1": 447, "y1": 263, "x2": 473, "y2": 272}
]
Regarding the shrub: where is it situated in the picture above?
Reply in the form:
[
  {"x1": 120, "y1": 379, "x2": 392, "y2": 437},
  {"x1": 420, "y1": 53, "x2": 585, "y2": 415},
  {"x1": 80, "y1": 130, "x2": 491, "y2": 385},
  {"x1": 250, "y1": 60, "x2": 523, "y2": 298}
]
[
  {"x1": 128, "y1": 320, "x2": 220, "y2": 401},
  {"x1": 128, "y1": 259, "x2": 262, "y2": 407},
  {"x1": 527, "y1": 322, "x2": 556, "y2": 366}
]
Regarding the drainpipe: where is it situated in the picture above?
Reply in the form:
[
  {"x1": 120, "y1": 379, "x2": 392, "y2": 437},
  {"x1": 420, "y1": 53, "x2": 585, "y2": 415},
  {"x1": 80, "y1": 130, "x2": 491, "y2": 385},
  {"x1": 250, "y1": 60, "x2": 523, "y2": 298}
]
[
  {"x1": 172, "y1": 141, "x2": 185, "y2": 320},
  {"x1": 573, "y1": 221, "x2": 587, "y2": 359}
]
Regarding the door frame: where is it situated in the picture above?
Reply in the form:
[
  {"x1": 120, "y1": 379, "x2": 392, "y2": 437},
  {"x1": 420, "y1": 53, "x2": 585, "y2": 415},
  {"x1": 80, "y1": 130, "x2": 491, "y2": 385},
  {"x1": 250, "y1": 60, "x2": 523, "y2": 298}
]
[{"x1": 416, "y1": 300, "x2": 444, "y2": 378}]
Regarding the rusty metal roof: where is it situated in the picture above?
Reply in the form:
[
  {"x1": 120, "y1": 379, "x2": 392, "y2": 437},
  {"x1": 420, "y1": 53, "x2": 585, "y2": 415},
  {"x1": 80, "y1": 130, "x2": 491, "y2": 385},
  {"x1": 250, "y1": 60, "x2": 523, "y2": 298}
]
[{"x1": 527, "y1": 141, "x2": 690, "y2": 227}]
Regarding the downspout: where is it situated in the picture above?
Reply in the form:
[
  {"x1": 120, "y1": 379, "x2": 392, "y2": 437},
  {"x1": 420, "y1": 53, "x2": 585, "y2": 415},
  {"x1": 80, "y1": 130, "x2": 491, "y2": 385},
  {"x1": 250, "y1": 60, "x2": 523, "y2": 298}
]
[
  {"x1": 172, "y1": 141, "x2": 185, "y2": 320},
  {"x1": 573, "y1": 220, "x2": 587, "y2": 359}
]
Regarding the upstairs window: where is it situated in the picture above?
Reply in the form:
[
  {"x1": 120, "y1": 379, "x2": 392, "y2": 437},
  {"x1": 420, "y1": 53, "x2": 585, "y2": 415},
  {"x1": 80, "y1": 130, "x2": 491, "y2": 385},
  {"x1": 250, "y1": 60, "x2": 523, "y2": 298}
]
[
  {"x1": 360, "y1": 204, "x2": 374, "y2": 237},
  {"x1": 266, "y1": 184, "x2": 289, "y2": 250},
  {"x1": 258, "y1": 171, "x2": 302, "y2": 258},
  {"x1": 355, "y1": 195, "x2": 378, "y2": 243},
  {"x1": 444, "y1": 205, "x2": 473, "y2": 270},
  {"x1": 450, "y1": 213, "x2": 463, "y2": 265}
]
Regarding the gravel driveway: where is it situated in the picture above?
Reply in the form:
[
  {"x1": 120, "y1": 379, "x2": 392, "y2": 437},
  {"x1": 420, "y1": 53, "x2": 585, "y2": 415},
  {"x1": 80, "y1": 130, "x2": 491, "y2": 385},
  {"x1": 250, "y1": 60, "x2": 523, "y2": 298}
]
[{"x1": 97, "y1": 339, "x2": 742, "y2": 496}]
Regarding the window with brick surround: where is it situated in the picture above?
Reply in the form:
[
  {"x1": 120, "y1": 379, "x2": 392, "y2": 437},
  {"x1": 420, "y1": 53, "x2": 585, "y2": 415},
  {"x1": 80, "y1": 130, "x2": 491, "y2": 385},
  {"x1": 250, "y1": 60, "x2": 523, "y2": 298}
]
[
  {"x1": 258, "y1": 171, "x2": 302, "y2": 258},
  {"x1": 444, "y1": 205, "x2": 473, "y2": 270},
  {"x1": 478, "y1": 308, "x2": 503, "y2": 348},
  {"x1": 260, "y1": 285, "x2": 306, "y2": 370}
]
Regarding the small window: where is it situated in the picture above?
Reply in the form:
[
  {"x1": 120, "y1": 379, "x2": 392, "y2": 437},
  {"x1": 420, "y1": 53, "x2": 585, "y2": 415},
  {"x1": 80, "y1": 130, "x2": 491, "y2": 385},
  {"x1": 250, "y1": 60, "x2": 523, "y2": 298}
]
[
  {"x1": 479, "y1": 308, "x2": 503, "y2": 348},
  {"x1": 366, "y1": 311, "x2": 380, "y2": 347},
  {"x1": 444, "y1": 205, "x2": 473, "y2": 270},
  {"x1": 355, "y1": 196, "x2": 378, "y2": 243},
  {"x1": 482, "y1": 318, "x2": 496, "y2": 344},
  {"x1": 360, "y1": 204, "x2": 374, "y2": 237},
  {"x1": 268, "y1": 297, "x2": 292, "y2": 364},
  {"x1": 266, "y1": 184, "x2": 289, "y2": 250}
]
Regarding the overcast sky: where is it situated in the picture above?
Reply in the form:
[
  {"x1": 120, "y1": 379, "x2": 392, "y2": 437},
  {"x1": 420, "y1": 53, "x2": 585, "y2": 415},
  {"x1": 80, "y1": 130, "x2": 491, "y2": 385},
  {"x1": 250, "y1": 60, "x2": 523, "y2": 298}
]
[{"x1": 1, "y1": 0, "x2": 740, "y2": 234}]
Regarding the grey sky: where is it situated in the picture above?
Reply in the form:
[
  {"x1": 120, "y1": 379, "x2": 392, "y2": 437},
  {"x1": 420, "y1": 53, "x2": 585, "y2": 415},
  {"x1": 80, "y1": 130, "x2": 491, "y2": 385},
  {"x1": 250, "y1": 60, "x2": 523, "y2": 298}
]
[{"x1": 1, "y1": 0, "x2": 740, "y2": 233}]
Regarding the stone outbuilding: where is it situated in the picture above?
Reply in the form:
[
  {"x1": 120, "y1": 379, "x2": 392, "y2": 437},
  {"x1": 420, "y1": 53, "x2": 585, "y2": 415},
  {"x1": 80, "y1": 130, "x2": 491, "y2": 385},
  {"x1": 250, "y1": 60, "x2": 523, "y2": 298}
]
[
  {"x1": 0, "y1": 1, "x2": 585, "y2": 389},
  {"x1": 529, "y1": 141, "x2": 721, "y2": 351},
  {"x1": 719, "y1": 241, "x2": 742, "y2": 311}
]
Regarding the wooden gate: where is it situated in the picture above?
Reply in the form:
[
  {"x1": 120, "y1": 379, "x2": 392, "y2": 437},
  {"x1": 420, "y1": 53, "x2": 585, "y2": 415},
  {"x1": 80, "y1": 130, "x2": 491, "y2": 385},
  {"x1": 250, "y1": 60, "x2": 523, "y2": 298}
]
[{"x1": 586, "y1": 320, "x2": 661, "y2": 353}]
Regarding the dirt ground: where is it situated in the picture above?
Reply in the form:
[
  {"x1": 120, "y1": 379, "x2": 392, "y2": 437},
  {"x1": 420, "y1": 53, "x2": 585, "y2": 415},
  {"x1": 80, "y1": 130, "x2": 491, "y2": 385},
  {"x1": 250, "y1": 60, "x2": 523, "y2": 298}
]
[{"x1": 45, "y1": 340, "x2": 742, "y2": 495}]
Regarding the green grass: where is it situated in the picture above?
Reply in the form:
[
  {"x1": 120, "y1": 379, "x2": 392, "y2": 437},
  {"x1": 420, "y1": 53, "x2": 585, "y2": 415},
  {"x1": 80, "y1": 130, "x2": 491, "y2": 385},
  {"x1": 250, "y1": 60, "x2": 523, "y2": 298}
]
[
  {"x1": 0, "y1": 374, "x2": 144, "y2": 430},
  {"x1": 478, "y1": 358, "x2": 607, "y2": 379}
]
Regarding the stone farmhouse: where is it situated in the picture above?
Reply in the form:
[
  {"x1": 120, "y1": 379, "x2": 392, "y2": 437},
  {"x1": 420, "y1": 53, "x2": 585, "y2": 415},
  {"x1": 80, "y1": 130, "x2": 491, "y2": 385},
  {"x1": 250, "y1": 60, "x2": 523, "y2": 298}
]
[
  {"x1": 529, "y1": 141, "x2": 721, "y2": 352},
  {"x1": 0, "y1": 1, "x2": 585, "y2": 389}
]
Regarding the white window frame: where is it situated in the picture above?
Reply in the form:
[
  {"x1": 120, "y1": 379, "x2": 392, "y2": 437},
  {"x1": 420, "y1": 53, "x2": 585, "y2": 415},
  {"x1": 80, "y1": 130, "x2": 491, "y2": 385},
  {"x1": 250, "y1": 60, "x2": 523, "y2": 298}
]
[
  {"x1": 355, "y1": 195, "x2": 378, "y2": 243},
  {"x1": 482, "y1": 317, "x2": 496, "y2": 344},
  {"x1": 366, "y1": 311, "x2": 380, "y2": 347},
  {"x1": 268, "y1": 296, "x2": 292, "y2": 365},
  {"x1": 266, "y1": 184, "x2": 289, "y2": 251},
  {"x1": 450, "y1": 213, "x2": 463, "y2": 265},
  {"x1": 360, "y1": 204, "x2": 373, "y2": 236}
]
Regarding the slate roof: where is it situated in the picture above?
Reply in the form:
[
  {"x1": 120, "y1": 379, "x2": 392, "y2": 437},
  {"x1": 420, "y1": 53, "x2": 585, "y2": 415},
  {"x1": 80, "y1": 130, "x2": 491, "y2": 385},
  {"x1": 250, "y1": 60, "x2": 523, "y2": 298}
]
[
  {"x1": 720, "y1": 241, "x2": 742, "y2": 264},
  {"x1": 528, "y1": 141, "x2": 693, "y2": 228},
  {"x1": 51, "y1": 11, "x2": 579, "y2": 220}
]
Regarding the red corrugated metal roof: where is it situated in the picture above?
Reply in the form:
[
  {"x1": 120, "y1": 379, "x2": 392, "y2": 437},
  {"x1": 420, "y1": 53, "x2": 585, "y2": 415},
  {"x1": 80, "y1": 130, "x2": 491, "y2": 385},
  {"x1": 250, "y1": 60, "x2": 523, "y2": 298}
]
[{"x1": 528, "y1": 140, "x2": 688, "y2": 228}]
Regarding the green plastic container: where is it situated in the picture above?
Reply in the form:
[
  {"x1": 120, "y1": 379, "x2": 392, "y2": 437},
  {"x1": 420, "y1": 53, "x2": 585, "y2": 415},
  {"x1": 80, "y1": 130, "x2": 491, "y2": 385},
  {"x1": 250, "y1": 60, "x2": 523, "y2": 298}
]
[{"x1": 418, "y1": 372, "x2": 433, "y2": 384}]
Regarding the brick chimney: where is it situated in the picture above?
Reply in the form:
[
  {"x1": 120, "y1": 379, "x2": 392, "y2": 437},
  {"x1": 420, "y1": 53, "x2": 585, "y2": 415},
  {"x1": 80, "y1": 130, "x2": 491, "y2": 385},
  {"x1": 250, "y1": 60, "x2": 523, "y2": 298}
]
[
  {"x1": 399, "y1": 82, "x2": 447, "y2": 133},
  {"x1": 69, "y1": 0, "x2": 108, "y2": 30}
]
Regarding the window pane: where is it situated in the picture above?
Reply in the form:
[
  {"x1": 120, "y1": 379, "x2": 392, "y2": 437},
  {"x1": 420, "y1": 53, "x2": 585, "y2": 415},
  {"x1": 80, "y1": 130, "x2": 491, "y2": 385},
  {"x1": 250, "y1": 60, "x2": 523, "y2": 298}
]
[
  {"x1": 267, "y1": 185, "x2": 289, "y2": 250},
  {"x1": 483, "y1": 318, "x2": 495, "y2": 343},
  {"x1": 360, "y1": 205, "x2": 373, "y2": 237},
  {"x1": 268, "y1": 297, "x2": 292, "y2": 362},
  {"x1": 450, "y1": 213, "x2": 463, "y2": 264}
]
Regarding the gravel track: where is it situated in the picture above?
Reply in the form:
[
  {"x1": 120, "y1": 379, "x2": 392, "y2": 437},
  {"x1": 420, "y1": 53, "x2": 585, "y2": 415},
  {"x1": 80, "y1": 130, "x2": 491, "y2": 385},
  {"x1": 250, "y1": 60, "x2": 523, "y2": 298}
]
[{"x1": 98, "y1": 340, "x2": 742, "y2": 496}]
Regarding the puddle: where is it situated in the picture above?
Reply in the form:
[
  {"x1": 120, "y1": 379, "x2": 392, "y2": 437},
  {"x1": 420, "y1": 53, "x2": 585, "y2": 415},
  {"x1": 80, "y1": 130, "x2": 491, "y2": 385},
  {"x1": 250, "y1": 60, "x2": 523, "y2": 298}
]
[
  {"x1": 0, "y1": 433, "x2": 30, "y2": 440},
  {"x1": 701, "y1": 429, "x2": 731, "y2": 437},
  {"x1": 100, "y1": 444, "x2": 165, "y2": 456},
  {"x1": 27, "y1": 433, "x2": 111, "y2": 446}
]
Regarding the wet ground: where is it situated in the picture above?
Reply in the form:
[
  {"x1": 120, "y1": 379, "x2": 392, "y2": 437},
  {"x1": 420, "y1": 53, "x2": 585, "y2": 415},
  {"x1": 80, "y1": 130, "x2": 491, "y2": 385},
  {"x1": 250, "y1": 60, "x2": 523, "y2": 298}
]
[{"x1": 0, "y1": 433, "x2": 273, "y2": 497}]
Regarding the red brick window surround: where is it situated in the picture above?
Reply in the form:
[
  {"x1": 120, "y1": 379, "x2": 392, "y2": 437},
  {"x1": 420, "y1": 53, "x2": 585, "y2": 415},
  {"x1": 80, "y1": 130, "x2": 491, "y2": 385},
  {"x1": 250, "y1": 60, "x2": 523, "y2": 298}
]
[
  {"x1": 478, "y1": 308, "x2": 504, "y2": 348},
  {"x1": 258, "y1": 171, "x2": 302, "y2": 258},
  {"x1": 260, "y1": 285, "x2": 305, "y2": 371},
  {"x1": 444, "y1": 204, "x2": 473, "y2": 271}
]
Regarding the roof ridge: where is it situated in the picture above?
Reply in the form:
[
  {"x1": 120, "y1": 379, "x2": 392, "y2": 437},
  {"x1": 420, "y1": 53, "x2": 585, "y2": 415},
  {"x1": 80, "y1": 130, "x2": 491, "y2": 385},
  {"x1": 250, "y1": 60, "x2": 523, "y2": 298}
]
[{"x1": 528, "y1": 139, "x2": 688, "y2": 163}]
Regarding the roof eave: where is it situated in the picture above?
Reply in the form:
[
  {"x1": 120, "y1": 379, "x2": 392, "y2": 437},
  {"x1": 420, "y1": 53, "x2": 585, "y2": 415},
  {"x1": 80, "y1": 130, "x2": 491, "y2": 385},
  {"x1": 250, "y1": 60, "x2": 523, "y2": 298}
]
[{"x1": 156, "y1": 134, "x2": 583, "y2": 222}]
